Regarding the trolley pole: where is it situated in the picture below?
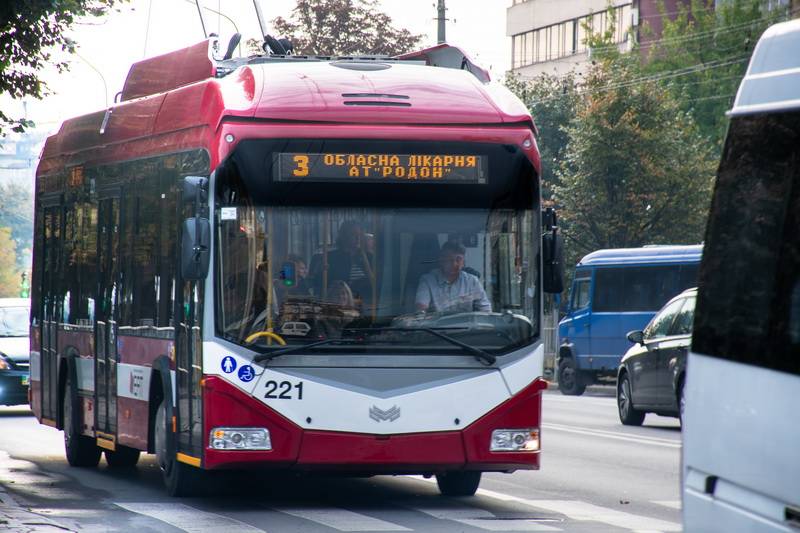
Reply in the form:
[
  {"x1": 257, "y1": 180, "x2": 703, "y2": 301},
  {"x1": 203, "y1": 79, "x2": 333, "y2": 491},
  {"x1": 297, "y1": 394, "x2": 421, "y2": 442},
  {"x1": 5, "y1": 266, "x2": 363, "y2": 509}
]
[{"x1": 436, "y1": 0, "x2": 447, "y2": 44}]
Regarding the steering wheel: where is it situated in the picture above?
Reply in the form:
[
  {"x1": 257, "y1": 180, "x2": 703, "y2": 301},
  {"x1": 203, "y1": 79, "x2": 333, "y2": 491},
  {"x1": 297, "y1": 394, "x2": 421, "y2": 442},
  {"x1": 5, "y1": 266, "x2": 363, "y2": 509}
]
[{"x1": 245, "y1": 331, "x2": 287, "y2": 345}]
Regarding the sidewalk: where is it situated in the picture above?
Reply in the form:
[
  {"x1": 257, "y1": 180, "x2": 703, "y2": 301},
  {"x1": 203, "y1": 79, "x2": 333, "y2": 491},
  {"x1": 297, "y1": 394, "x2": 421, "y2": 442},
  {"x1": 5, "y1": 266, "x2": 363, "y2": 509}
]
[{"x1": 0, "y1": 488, "x2": 75, "y2": 533}]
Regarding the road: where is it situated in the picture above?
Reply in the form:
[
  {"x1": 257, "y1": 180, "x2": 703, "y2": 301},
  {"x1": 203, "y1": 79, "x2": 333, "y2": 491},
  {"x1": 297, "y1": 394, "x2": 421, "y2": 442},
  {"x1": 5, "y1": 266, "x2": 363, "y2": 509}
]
[{"x1": 0, "y1": 389, "x2": 682, "y2": 533}]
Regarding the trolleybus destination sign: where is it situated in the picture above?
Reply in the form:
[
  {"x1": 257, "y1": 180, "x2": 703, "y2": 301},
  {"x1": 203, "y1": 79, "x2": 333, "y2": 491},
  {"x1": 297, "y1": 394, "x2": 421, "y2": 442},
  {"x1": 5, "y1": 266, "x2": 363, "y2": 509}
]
[{"x1": 274, "y1": 152, "x2": 487, "y2": 184}]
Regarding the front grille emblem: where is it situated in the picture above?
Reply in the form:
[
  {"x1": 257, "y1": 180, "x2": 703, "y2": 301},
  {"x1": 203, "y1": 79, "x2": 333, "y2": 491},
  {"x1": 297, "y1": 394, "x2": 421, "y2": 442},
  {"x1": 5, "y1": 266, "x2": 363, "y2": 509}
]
[{"x1": 369, "y1": 405, "x2": 401, "y2": 422}]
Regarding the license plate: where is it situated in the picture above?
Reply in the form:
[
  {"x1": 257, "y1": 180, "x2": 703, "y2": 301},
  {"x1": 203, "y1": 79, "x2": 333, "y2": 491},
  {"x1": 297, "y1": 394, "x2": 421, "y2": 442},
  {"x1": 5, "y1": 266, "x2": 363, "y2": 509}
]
[{"x1": 21, "y1": 375, "x2": 29, "y2": 386}]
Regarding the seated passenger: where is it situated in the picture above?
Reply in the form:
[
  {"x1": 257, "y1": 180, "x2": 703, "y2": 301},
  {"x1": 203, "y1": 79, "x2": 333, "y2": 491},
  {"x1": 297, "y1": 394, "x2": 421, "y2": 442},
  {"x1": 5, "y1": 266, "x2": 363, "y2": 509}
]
[
  {"x1": 415, "y1": 241, "x2": 492, "y2": 313},
  {"x1": 309, "y1": 221, "x2": 374, "y2": 305}
]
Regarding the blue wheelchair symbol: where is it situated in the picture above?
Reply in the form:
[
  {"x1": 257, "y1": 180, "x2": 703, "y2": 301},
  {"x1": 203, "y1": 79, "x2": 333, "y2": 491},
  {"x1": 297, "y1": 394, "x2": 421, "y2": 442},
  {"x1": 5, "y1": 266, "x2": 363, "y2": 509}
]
[
  {"x1": 221, "y1": 356, "x2": 237, "y2": 374},
  {"x1": 238, "y1": 365, "x2": 255, "y2": 382}
]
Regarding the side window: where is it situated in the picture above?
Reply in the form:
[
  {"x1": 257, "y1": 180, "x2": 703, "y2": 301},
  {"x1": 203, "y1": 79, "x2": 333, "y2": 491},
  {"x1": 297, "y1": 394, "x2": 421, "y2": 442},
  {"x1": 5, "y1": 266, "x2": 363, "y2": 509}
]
[
  {"x1": 571, "y1": 276, "x2": 591, "y2": 310},
  {"x1": 670, "y1": 296, "x2": 695, "y2": 336},
  {"x1": 644, "y1": 298, "x2": 684, "y2": 340}
]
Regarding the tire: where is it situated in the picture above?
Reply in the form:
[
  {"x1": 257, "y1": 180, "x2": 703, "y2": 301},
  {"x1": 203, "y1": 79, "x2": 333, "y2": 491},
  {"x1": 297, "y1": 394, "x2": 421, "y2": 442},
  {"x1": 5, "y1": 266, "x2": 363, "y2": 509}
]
[
  {"x1": 105, "y1": 445, "x2": 140, "y2": 468},
  {"x1": 436, "y1": 471, "x2": 481, "y2": 497},
  {"x1": 63, "y1": 377, "x2": 101, "y2": 467},
  {"x1": 557, "y1": 358, "x2": 586, "y2": 396},
  {"x1": 617, "y1": 373, "x2": 646, "y2": 426},
  {"x1": 677, "y1": 379, "x2": 686, "y2": 426},
  {"x1": 155, "y1": 399, "x2": 202, "y2": 496}
]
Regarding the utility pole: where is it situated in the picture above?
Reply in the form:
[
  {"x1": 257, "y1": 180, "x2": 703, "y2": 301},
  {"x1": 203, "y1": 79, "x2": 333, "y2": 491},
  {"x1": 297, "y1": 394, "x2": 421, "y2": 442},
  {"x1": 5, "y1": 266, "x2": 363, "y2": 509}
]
[{"x1": 436, "y1": 0, "x2": 447, "y2": 44}]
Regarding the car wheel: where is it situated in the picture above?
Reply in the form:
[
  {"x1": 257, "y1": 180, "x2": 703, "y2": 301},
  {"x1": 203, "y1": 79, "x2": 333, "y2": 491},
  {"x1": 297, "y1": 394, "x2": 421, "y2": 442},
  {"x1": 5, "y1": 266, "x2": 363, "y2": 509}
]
[
  {"x1": 617, "y1": 373, "x2": 645, "y2": 426},
  {"x1": 105, "y1": 445, "x2": 140, "y2": 468},
  {"x1": 155, "y1": 399, "x2": 202, "y2": 496},
  {"x1": 677, "y1": 379, "x2": 686, "y2": 425},
  {"x1": 557, "y1": 358, "x2": 586, "y2": 396},
  {"x1": 63, "y1": 377, "x2": 101, "y2": 467},
  {"x1": 436, "y1": 471, "x2": 481, "y2": 496}
]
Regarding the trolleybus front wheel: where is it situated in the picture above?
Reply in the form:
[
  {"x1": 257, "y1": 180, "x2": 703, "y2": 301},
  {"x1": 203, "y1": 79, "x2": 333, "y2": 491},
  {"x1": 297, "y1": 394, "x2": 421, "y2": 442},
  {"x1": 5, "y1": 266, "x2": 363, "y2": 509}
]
[
  {"x1": 63, "y1": 376, "x2": 102, "y2": 467},
  {"x1": 155, "y1": 399, "x2": 202, "y2": 496},
  {"x1": 436, "y1": 471, "x2": 481, "y2": 496}
]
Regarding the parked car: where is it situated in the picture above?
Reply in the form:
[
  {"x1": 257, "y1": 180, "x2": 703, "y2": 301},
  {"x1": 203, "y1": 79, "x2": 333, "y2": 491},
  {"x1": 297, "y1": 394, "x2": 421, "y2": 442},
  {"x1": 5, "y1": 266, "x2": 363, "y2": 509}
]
[
  {"x1": 558, "y1": 245, "x2": 701, "y2": 395},
  {"x1": 0, "y1": 298, "x2": 31, "y2": 406},
  {"x1": 616, "y1": 288, "x2": 696, "y2": 425}
]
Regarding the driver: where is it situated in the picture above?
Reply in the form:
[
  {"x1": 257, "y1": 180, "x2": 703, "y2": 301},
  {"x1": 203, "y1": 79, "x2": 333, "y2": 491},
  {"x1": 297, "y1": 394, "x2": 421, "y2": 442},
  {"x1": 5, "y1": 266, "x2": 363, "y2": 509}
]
[{"x1": 415, "y1": 240, "x2": 491, "y2": 313}]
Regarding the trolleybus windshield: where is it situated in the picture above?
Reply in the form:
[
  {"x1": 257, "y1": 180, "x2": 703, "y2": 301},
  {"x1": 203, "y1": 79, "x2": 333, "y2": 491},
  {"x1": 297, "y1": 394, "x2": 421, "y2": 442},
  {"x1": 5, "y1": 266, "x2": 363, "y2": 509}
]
[{"x1": 214, "y1": 139, "x2": 539, "y2": 356}]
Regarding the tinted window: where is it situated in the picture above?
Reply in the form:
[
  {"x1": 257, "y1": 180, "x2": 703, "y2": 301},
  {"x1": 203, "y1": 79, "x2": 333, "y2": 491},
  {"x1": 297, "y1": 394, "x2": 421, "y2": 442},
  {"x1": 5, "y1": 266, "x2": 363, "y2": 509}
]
[
  {"x1": 572, "y1": 278, "x2": 591, "y2": 310},
  {"x1": 644, "y1": 298, "x2": 684, "y2": 340},
  {"x1": 671, "y1": 296, "x2": 695, "y2": 336},
  {"x1": 593, "y1": 264, "x2": 698, "y2": 312},
  {"x1": 693, "y1": 110, "x2": 800, "y2": 376}
]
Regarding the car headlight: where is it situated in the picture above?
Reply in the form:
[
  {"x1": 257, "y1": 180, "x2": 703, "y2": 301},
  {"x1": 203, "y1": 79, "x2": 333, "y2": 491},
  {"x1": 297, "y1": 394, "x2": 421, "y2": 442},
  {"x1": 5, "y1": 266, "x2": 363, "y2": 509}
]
[
  {"x1": 0, "y1": 354, "x2": 11, "y2": 370},
  {"x1": 490, "y1": 428, "x2": 540, "y2": 452},
  {"x1": 209, "y1": 427, "x2": 271, "y2": 450}
]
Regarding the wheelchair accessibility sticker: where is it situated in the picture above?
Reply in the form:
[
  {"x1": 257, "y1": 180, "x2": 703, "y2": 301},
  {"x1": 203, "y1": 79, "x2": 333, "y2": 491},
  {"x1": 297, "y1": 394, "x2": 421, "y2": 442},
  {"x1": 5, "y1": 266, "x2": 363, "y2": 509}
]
[
  {"x1": 221, "y1": 356, "x2": 237, "y2": 374},
  {"x1": 238, "y1": 365, "x2": 255, "y2": 382}
]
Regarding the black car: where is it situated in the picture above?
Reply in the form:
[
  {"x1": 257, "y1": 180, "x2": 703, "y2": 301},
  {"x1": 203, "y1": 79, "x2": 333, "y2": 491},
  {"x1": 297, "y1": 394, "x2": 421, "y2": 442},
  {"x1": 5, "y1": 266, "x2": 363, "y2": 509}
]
[
  {"x1": 0, "y1": 298, "x2": 31, "y2": 406},
  {"x1": 616, "y1": 288, "x2": 696, "y2": 426}
]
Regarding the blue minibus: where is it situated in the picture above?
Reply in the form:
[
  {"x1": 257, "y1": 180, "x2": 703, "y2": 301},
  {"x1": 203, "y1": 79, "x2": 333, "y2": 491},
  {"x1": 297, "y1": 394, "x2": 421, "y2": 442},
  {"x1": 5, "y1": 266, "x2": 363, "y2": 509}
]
[{"x1": 557, "y1": 245, "x2": 701, "y2": 395}]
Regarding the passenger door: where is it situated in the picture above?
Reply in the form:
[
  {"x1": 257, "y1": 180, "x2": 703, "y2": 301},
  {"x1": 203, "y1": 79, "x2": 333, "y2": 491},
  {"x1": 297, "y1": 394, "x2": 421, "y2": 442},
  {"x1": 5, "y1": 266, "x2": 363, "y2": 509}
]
[
  {"x1": 40, "y1": 202, "x2": 62, "y2": 423},
  {"x1": 635, "y1": 298, "x2": 684, "y2": 406},
  {"x1": 656, "y1": 296, "x2": 694, "y2": 407},
  {"x1": 560, "y1": 271, "x2": 592, "y2": 361},
  {"x1": 95, "y1": 195, "x2": 121, "y2": 438}
]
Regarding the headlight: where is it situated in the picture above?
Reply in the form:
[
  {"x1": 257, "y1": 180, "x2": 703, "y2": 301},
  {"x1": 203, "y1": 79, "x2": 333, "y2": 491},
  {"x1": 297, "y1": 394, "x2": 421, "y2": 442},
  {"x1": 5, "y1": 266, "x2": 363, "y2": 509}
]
[
  {"x1": 209, "y1": 427, "x2": 271, "y2": 450},
  {"x1": 0, "y1": 355, "x2": 11, "y2": 371},
  {"x1": 490, "y1": 428, "x2": 540, "y2": 452}
]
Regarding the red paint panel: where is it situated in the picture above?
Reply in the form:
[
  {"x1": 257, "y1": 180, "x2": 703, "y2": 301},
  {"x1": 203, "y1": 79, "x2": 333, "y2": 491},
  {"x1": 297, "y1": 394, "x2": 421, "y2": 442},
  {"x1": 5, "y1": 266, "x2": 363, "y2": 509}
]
[
  {"x1": 29, "y1": 381, "x2": 41, "y2": 419},
  {"x1": 121, "y1": 40, "x2": 214, "y2": 101},
  {"x1": 116, "y1": 335, "x2": 172, "y2": 367},
  {"x1": 116, "y1": 396, "x2": 149, "y2": 449},
  {"x1": 203, "y1": 376, "x2": 303, "y2": 469},
  {"x1": 461, "y1": 378, "x2": 547, "y2": 470},
  {"x1": 57, "y1": 329, "x2": 93, "y2": 357},
  {"x1": 297, "y1": 431, "x2": 465, "y2": 470},
  {"x1": 80, "y1": 395, "x2": 94, "y2": 437}
]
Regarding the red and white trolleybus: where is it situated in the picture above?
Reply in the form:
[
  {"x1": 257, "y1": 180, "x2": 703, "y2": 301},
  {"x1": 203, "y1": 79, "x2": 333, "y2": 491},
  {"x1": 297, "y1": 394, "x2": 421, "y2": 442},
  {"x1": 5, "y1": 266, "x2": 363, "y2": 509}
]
[{"x1": 30, "y1": 34, "x2": 561, "y2": 496}]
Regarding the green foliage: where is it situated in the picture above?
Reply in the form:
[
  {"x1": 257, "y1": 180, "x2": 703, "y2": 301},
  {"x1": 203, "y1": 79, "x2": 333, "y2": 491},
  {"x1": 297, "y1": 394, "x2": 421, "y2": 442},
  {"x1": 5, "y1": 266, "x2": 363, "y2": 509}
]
[
  {"x1": 269, "y1": 0, "x2": 424, "y2": 56},
  {"x1": 0, "y1": 181, "x2": 33, "y2": 267},
  {"x1": 0, "y1": 0, "x2": 124, "y2": 136},
  {"x1": 640, "y1": 0, "x2": 791, "y2": 152},
  {"x1": 554, "y1": 54, "x2": 716, "y2": 263},
  {"x1": 0, "y1": 227, "x2": 20, "y2": 297}
]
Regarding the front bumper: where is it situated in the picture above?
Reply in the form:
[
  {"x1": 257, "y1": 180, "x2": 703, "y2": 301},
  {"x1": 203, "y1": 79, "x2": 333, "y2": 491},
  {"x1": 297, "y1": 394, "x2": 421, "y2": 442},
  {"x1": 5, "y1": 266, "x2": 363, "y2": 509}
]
[
  {"x1": 0, "y1": 370, "x2": 30, "y2": 406},
  {"x1": 201, "y1": 375, "x2": 546, "y2": 473}
]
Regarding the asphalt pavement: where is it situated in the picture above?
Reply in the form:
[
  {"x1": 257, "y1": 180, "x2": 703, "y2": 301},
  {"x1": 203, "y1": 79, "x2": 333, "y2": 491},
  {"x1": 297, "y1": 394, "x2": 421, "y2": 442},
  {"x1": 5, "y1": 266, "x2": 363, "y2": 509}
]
[{"x1": 0, "y1": 390, "x2": 682, "y2": 532}]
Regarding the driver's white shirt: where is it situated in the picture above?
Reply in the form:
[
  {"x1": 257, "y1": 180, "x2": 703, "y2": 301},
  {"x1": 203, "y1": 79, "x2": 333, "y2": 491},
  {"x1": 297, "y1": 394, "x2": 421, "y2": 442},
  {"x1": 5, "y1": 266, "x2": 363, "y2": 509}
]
[{"x1": 415, "y1": 269, "x2": 492, "y2": 313}]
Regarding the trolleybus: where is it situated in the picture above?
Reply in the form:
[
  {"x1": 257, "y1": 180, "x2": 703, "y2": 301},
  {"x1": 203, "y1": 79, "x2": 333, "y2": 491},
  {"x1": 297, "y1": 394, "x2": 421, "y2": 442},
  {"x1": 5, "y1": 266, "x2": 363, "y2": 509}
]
[
  {"x1": 683, "y1": 18, "x2": 800, "y2": 531},
  {"x1": 30, "y1": 33, "x2": 560, "y2": 496}
]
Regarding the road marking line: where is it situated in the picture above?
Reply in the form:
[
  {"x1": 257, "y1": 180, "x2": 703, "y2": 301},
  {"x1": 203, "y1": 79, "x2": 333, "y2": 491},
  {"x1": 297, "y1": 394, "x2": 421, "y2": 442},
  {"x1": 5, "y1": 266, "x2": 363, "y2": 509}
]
[
  {"x1": 115, "y1": 502, "x2": 267, "y2": 533},
  {"x1": 652, "y1": 500, "x2": 682, "y2": 510},
  {"x1": 411, "y1": 505, "x2": 561, "y2": 531},
  {"x1": 542, "y1": 423, "x2": 682, "y2": 448},
  {"x1": 271, "y1": 507, "x2": 411, "y2": 531}
]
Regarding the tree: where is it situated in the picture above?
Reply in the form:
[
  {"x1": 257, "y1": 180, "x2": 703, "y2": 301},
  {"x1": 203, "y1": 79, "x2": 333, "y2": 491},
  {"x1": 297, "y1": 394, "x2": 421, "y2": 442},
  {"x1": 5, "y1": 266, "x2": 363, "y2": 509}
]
[
  {"x1": 505, "y1": 72, "x2": 580, "y2": 203},
  {"x1": 0, "y1": 227, "x2": 20, "y2": 297},
  {"x1": 268, "y1": 0, "x2": 424, "y2": 56},
  {"x1": 0, "y1": 181, "x2": 33, "y2": 268},
  {"x1": 639, "y1": 0, "x2": 791, "y2": 152},
  {"x1": 0, "y1": 1, "x2": 124, "y2": 136},
  {"x1": 554, "y1": 52, "x2": 716, "y2": 263}
]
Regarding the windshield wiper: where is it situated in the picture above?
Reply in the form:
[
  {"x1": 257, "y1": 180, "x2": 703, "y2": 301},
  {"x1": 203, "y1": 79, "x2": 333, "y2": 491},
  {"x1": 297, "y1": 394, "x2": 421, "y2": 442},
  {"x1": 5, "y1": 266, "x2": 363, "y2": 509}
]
[
  {"x1": 253, "y1": 338, "x2": 364, "y2": 363},
  {"x1": 345, "y1": 327, "x2": 496, "y2": 365}
]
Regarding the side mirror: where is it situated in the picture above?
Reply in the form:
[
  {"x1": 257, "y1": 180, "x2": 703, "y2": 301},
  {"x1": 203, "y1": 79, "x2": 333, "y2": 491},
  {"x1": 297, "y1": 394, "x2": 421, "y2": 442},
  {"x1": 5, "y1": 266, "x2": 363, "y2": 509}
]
[
  {"x1": 181, "y1": 217, "x2": 210, "y2": 280},
  {"x1": 182, "y1": 176, "x2": 209, "y2": 205},
  {"x1": 542, "y1": 229, "x2": 565, "y2": 294},
  {"x1": 627, "y1": 330, "x2": 644, "y2": 345}
]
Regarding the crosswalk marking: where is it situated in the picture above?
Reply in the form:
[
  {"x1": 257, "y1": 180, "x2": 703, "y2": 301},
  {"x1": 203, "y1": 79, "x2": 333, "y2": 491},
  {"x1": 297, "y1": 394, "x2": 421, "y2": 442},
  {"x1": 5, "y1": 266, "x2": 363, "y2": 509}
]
[
  {"x1": 652, "y1": 500, "x2": 682, "y2": 510},
  {"x1": 115, "y1": 502, "x2": 268, "y2": 533},
  {"x1": 270, "y1": 507, "x2": 411, "y2": 531},
  {"x1": 475, "y1": 489, "x2": 682, "y2": 532},
  {"x1": 412, "y1": 505, "x2": 561, "y2": 531}
]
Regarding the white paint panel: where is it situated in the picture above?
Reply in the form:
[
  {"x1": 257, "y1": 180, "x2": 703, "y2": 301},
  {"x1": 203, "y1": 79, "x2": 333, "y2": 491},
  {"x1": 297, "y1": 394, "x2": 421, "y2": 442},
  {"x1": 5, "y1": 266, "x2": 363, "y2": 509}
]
[
  {"x1": 115, "y1": 503, "x2": 267, "y2": 533},
  {"x1": 203, "y1": 341, "x2": 264, "y2": 395},
  {"x1": 271, "y1": 507, "x2": 410, "y2": 532},
  {"x1": 29, "y1": 351, "x2": 40, "y2": 381},
  {"x1": 500, "y1": 344, "x2": 544, "y2": 395},
  {"x1": 75, "y1": 357, "x2": 94, "y2": 392},
  {"x1": 252, "y1": 366, "x2": 510, "y2": 434},
  {"x1": 116, "y1": 363, "x2": 151, "y2": 400}
]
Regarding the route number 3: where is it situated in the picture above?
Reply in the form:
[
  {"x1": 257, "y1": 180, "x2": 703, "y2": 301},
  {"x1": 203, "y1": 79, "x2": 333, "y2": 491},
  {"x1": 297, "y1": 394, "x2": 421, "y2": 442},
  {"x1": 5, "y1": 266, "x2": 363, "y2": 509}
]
[
  {"x1": 292, "y1": 155, "x2": 309, "y2": 177},
  {"x1": 264, "y1": 380, "x2": 304, "y2": 400}
]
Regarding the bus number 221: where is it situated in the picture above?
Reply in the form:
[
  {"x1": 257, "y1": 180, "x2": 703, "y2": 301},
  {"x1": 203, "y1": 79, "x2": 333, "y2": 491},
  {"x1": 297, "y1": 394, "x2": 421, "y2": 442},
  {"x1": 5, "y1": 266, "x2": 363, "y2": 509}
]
[{"x1": 264, "y1": 380, "x2": 304, "y2": 400}]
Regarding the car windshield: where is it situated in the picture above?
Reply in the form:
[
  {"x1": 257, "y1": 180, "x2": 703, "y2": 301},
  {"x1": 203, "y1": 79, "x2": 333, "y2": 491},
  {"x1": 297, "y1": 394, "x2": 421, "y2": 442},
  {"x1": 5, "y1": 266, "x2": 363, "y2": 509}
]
[{"x1": 0, "y1": 306, "x2": 29, "y2": 337}]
